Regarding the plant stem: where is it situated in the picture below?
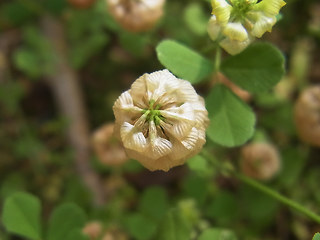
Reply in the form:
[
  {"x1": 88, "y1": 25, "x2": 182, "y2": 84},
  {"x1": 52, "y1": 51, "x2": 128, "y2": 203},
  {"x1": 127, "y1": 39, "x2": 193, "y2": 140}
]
[
  {"x1": 214, "y1": 46, "x2": 221, "y2": 72},
  {"x1": 236, "y1": 173, "x2": 320, "y2": 224},
  {"x1": 201, "y1": 148, "x2": 320, "y2": 224}
]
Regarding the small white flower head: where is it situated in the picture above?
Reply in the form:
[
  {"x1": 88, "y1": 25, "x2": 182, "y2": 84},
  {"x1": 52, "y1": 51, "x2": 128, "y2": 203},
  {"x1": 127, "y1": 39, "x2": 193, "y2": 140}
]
[
  {"x1": 208, "y1": 0, "x2": 285, "y2": 55},
  {"x1": 113, "y1": 69, "x2": 209, "y2": 171},
  {"x1": 107, "y1": 0, "x2": 165, "y2": 32}
]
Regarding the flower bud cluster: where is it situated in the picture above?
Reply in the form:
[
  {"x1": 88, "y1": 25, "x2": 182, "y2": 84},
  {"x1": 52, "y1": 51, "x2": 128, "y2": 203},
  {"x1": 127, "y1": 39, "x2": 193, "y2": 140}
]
[
  {"x1": 107, "y1": 0, "x2": 165, "y2": 32},
  {"x1": 113, "y1": 69, "x2": 209, "y2": 171},
  {"x1": 208, "y1": 0, "x2": 286, "y2": 55}
]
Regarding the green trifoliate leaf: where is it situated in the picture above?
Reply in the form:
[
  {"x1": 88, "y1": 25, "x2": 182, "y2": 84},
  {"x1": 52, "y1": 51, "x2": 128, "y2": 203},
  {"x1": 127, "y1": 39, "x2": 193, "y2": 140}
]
[
  {"x1": 206, "y1": 84, "x2": 255, "y2": 147},
  {"x1": 156, "y1": 40, "x2": 214, "y2": 84},
  {"x1": 138, "y1": 187, "x2": 168, "y2": 221},
  {"x1": 156, "y1": 208, "x2": 192, "y2": 240},
  {"x1": 184, "y1": 3, "x2": 208, "y2": 36},
  {"x1": 221, "y1": 42, "x2": 285, "y2": 93},
  {"x1": 65, "y1": 229, "x2": 89, "y2": 240},
  {"x1": 124, "y1": 213, "x2": 157, "y2": 240},
  {"x1": 187, "y1": 155, "x2": 208, "y2": 172},
  {"x1": 2, "y1": 192, "x2": 42, "y2": 240}
]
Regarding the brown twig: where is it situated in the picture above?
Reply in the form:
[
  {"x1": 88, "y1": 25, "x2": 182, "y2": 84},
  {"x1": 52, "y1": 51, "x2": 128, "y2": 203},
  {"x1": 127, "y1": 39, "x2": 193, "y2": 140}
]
[{"x1": 41, "y1": 15, "x2": 106, "y2": 206}]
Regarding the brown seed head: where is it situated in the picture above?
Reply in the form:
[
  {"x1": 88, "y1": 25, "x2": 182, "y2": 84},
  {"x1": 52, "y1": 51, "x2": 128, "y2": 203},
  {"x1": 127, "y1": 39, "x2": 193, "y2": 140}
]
[
  {"x1": 240, "y1": 142, "x2": 281, "y2": 180},
  {"x1": 107, "y1": 0, "x2": 165, "y2": 32},
  {"x1": 294, "y1": 86, "x2": 320, "y2": 147},
  {"x1": 92, "y1": 123, "x2": 129, "y2": 166}
]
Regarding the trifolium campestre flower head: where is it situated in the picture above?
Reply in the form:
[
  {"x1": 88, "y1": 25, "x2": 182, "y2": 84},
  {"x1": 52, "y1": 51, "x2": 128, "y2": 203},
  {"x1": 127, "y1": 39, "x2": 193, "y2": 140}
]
[
  {"x1": 208, "y1": 0, "x2": 286, "y2": 55},
  {"x1": 113, "y1": 69, "x2": 209, "y2": 171}
]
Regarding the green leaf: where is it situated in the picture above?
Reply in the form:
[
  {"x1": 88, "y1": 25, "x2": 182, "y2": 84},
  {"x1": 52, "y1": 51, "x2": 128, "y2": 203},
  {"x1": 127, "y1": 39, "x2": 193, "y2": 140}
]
[
  {"x1": 156, "y1": 40, "x2": 214, "y2": 84},
  {"x1": 240, "y1": 185, "x2": 278, "y2": 224},
  {"x1": 2, "y1": 192, "x2": 42, "y2": 240},
  {"x1": 0, "y1": 174, "x2": 26, "y2": 200},
  {"x1": 187, "y1": 154, "x2": 208, "y2": 172},
  {"x1": 198, "y1": 228, "x2": 237, "y2": 240},
  {"x1": 70, "y1": 32, "x2": 109, "y2": 69},
  {"x1": 138, "y1": 187, "x2": 168, "y2": 221},
  {"x1": 13, "y1": 48, "x2": 41, "y2": 78},
  {"x1": 0, "y1": 1, "x2": 36, "y2": 26},
  {"x1": 221, "y1": 42, "x2": 285, "y2": 93},
  {"x1": 65, "y1": 229, "x2": 89, "y2": 240},
  {"x1": 47, "y1": 203, "x2": 87, "y2": 240},
  {"x1": 156, "y1": 209, "x2": 191, "y2": 240},
  {"x1": 182, "y1": 174, "x2": 208, "y2": 204},
  {"x1": 0, "y1": 81, "x2": 25, "y2": 114},
  {"x1": 119, "y1": 32, "x2": 150, "y2": 57},
  {"x1": 184, "y1": 3, "x2": 208, "y2": 36},
  {"x1": 124, "y1": 213, "x2": 157, "y2": 240},
  {"x1": 206, "y1": 191, "x2": 238, "y2": 224},
  {"x1": 313, "y1": 233, "x2": 320, "y2": 240},
  {"x1": 206, "y1": 84, "x2": 255, "y2": 147}
]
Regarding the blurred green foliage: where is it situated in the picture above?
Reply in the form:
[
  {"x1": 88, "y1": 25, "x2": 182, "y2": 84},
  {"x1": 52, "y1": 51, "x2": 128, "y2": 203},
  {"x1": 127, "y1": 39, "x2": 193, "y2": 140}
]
[{"x1": 1, "y1": 0, "x2": 320, "y2": 239}]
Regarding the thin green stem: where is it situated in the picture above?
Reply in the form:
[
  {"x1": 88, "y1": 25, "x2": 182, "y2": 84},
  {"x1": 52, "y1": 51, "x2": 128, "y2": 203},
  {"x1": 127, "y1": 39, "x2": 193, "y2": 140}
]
[
  {"x1": 236, "y1": 173, "x2": 320, "y2": 224},
  {"x1": 214, "y1": 47, "x2": 221, "y2": 72},
  {"x1": 201, "y1": 148, "x2": 320, "y2": 224}
]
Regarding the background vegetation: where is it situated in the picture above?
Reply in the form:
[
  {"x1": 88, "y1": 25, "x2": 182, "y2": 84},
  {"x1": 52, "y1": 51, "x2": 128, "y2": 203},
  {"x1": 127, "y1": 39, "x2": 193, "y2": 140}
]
[{"x1": 1, "y1": 0, "x2": 320, "y2": 239}]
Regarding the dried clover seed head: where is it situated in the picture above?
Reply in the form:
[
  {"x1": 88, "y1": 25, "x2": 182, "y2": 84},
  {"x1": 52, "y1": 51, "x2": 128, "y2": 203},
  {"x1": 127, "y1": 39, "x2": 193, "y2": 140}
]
[
  {"x1": 113, "y1": 69, "x2": 209, "y2": 171},
  {"x1": 82, "y1": 221, "x2": 102, "y2": 239},
  {"x1": 208, "y1": 0, "x2": 285, "y2": 55},
  {"x1": 241, "y1": 142, "x2": 281, "y2": 180},
  {"x1": 92, "y1": 123, "x2": 128, "y2": 166},
  {"x1": 294, "y1": 86, "x2": 320, "y2": 147},
  {"x1": 107, "y1": 0, "x2": 165, "y2": 32}
]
